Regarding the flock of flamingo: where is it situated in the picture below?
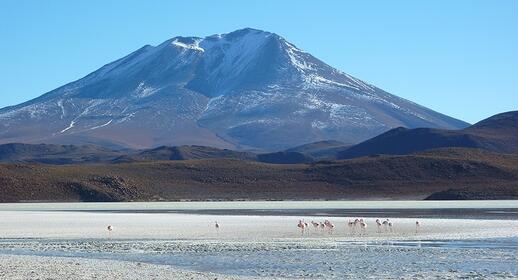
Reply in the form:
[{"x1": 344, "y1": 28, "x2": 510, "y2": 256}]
[
  {"x1": 104, "y1": 219, "x2": 421, "y2": 236},
  {"x1": 297, "y1": 218, "x2": 421, "y2": 235}
]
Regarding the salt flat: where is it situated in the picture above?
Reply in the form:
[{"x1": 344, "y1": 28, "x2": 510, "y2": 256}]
[
  {"x1": 1, "y1": 211, "x2": 518, "y2": 240},
  {"x1": 0, "y1": 203, "x2": 517, "y2": 279}
]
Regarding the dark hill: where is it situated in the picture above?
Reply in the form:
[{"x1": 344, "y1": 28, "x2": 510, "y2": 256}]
[
  {"x1": 338, "y1": 111, "x2": 518, "y2": 159},
  {"x1": 0, "y1": 143, "x2": 124, "y2": 164},
  {"x1": 468, "y1": 110, "x2": 518, "y2": 133},
  {"x1": 118, "y1": 145, "x2": 256, "y2": 162},
  {"x1": 0, "y1": 143, "x2": 316, "y2": 165},
  {"x1": 463, "y1": 111, "x2": 518, "y2": 153},
  {"x1": 256, "y1": 151, "x2": 313, "y2": 164},
  {"x1": 0, "y1": 147, "x2": 517, "y2": 202},
  {"x1": 285, "y1": 140, "x2": 351, "y2": 159},
  {"x1": 337, "y1": 127, "x2": 483, "y2": 159}
]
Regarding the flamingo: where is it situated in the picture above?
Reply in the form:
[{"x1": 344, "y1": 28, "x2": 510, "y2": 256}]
[
  {"x1": 415, "y1": 220, "x2": 420, "y2": 233},
  {"x1": 388, "y1": 221, "x2": 393, "y2": 232},
  {"x1": 352, "y1": 218, "x2": 361, "y2": 234},
  {"x1": 324, "y1": 220, "x2": 335, "y2": 233},
  {"x1": 328, "y1": 221, "x2": 335, "y2": 233},
  {"x1": 347, "y1": 219, "x2": 355, "y2": 234},
  {"x1": 311, "y1": 221, "x2": 319, "y2": 229},
  {"x1": 382, "y1": 220, "x2": 389, "y2": 232},
  {"x1": 375, "y1": 219, "x2": 382, "y2": 233},
  {"x1": 215, "y1": 221, "x2": 220, "y2": 231},
  {"x1": 297, "y1": 220, "x2": 306, "y2": 234},
  {"x1": 107, "y1": 225, "x2": 113, "y2": 238},
  {"x1": 360, "y1": 221, "x2": 367, "y2": 235}
]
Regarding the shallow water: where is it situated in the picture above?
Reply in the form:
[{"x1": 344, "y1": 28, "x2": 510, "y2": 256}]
[
  {"x1": 1, "y1": 201, "x2": 517, "y2": 279},
  {"x1": 2, "y1": 200, "x2": 518, "y2": 219},
  {"x1": 1, "y1": 237, "x2": 517, "y2": 279}
]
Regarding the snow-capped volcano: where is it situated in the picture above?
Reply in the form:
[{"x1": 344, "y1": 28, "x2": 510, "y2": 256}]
[{"x1": 0, "y1": 28, "x2": 468, "y2": 150}]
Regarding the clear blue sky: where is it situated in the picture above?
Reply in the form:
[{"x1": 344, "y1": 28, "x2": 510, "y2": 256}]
[{"x1": 1, "y1": 1, "x2": 517, "y2": 123}]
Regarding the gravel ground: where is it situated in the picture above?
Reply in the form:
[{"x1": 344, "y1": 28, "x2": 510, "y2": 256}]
[{"x1": 0, "y1": 254, "x2": 273, "y2": 280}]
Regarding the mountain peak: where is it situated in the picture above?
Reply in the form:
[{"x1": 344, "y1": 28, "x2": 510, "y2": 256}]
[
  {"x1": 217, "y1": 27, "x2": 273, "y2": 38},
  {"x1": 0, "y1": 28, "x2": 469, "y2": 150}
]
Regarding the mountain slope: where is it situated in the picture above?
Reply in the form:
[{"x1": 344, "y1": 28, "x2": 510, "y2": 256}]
[
  {"x1": 0, "y1": 143, "x2": 314, "y2": 165},
  {"x1": 115, "y1": 145, "x2": 256, "y2": 162},
  {"x1": 0, "y1": 28, "x2": 468, "y2": 150},
  {"x1": 338, "y1": 111, "x2": 518, "y2": 159},
  {"x1": 0, "y1": 143, "x2": 125, "y2": 164},
  {"x1": 284, "y1": 140, "x2": 351, "y2": 159}
]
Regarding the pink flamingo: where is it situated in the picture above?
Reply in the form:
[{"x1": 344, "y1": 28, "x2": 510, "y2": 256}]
[
  {"x1": 347, "y1": 219, "x2": 355, "y2": 234},
  {"x1": 360, "y1": 221, "x2": 367, "y2": 235},
  {"x1": 382, "y1": 219, "x2": 389, "y2": 232},
  {"x1": 415, "y1": 220, "x2": 420, "y2": 233},
  {"x1": 297, "y1": 220, "x2": 306, "y2": 234},
  {"x1": 107, "y1": 225, "x2": 113, "y2": 238},
  {"x1": 328, "y1": 222, "x2": 335, "y2": 233},
  {"x1": 324, "y1": 220, "x2": 335, "y2": 233},
  {"x1": 352, "y1": 218, "x2": 361, "y2": 234},
  {"x1": 375, "y1": 219, "x2": 382, "y2": 233}
]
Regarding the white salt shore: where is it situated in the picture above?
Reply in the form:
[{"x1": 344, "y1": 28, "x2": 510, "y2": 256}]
[
  {"x1": 0, "y1": 210, "x2": 517, "y2": 279},
  {"x1": 1, "y1": 211, "x2": 518, "y2": 240}
]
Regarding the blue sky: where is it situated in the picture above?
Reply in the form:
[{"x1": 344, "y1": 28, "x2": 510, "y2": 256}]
[{"x1": 1, "y1": 1, "x2": 516, "y2": 123}]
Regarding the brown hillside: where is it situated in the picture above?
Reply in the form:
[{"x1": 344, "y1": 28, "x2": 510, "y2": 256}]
[{"x1": 1, "y1": 148, "x2": 517, "y2": 202}]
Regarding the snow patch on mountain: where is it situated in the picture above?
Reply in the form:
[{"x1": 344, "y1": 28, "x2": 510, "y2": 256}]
[
  {"x1": 57, "y1": 100, "x2": 66, "y2": 119},
  {"x1": 284, "y1": 41, "x2": 314, "y2": 72},
  {"x1": 60, "y1": 120, "x2": 75, "y2": 133},
  {"x1": 200, "y1": 29, "x2": 275, "y2": 88},
  {"x1": 133, "y1": 82, "x2": 159, "y2": 98},
  {"x1": 304, "y1": 74, "x2": 361, "y2": 91},
  {"x1": 0, "y1": 102, "x2": 55, "y2": 121},
  {"x1": 90, "y1": 119, "x2": 113, "y2": 130},
  {"x1": 172, "y1": 38, "x2": 204, "y2": 52}
]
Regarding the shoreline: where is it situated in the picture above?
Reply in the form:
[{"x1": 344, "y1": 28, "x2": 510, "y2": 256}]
[
  {"x1": 55, "y1": 207, "x2": 518, "y2": 220},
  {"x1": 1, "y1": 200, "x2": 518, "y2": 220},
  {"x1": 8, "y1": 197, "x2": 518, "y2": 203}
]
